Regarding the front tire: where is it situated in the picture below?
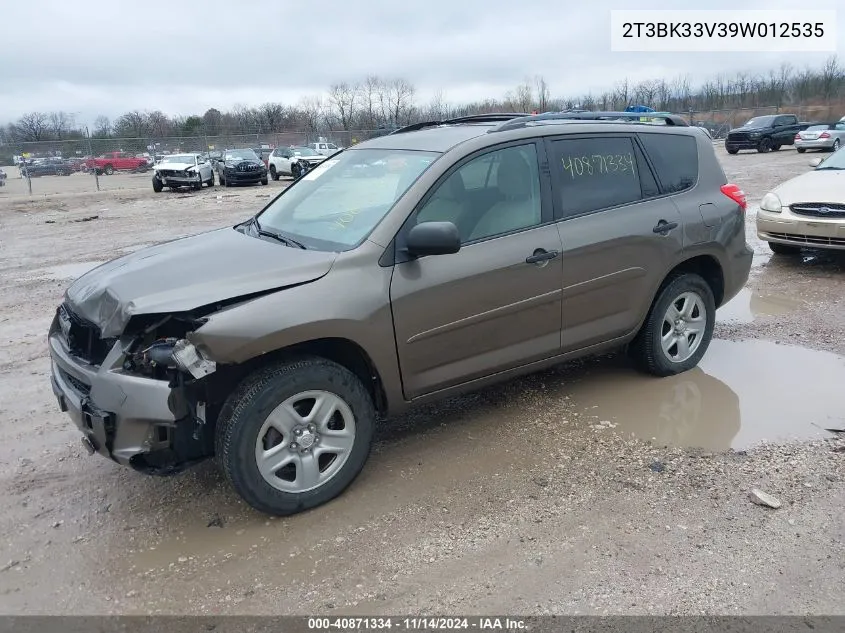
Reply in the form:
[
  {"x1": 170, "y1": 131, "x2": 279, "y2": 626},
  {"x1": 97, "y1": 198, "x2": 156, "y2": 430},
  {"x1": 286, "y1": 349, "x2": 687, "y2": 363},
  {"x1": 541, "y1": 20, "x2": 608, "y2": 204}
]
[
  {"x1": 769, "y1": 242, "x2": 801, "y2": 255},
  {"x1": 291, "y1": 163, "x2": 301, "y2": 179},
  {"x1": 727, "y1": 148, "x2": 739, "y2": 155},
  {"x1": 797, "y1": 147, "x2": 806, "y2": 153},
  {"x1": 152, "y1": 176, "x2": 163, "y2": 192},
  {"x1": 270, "y1": 165, "x2": 279, "y2": 181},
  {"x1": 629, "y1": 273, "x2": 716, "y2": 377},
  {"x1": 103, "y1": 164, "x2": 115, "y2": 175},
  {"x1": 216, "y1": 358, "x2": 376, "y2": 516},
  {"x1": 260, "y1": 175, "x2": 268, "y2": 186}
]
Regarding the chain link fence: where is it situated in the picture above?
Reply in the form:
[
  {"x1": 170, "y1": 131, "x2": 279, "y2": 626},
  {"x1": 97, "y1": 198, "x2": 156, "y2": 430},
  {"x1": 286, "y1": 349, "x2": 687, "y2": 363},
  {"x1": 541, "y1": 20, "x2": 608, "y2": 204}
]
[
  {"x1": 688, "y1": 104, "x2": 842, "y2": 139},
  {"x1": 3, "y1": 106, "x2": 844, "y2": 195},
  {"x1": 0, "y1": 128, "x2": 395, "y2": 196}
]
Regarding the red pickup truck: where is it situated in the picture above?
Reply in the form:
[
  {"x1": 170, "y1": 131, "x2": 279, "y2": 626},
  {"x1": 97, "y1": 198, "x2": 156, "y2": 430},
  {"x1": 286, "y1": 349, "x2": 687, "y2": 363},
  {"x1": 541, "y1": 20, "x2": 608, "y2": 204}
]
[{"x1": 84, "y1": 152, "x2": 151, "y2": 175}]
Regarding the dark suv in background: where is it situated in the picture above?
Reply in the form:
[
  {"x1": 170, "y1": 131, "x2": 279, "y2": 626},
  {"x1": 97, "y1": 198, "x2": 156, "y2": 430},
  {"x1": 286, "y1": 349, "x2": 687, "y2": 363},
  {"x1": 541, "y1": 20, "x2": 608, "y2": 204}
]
[
  {"x1": 48, "y1": 111, "x2": 752, "y2": 516},
  {"x1": 725, "y1": 113, "x2": 806, "y2": 153}
]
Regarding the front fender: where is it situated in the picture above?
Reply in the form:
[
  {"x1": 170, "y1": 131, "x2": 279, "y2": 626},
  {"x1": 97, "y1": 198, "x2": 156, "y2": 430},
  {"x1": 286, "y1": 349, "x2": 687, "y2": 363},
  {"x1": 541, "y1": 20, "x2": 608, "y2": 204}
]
[{"x1": 187, "y1": 260, "x2": 406, "y2": 412}]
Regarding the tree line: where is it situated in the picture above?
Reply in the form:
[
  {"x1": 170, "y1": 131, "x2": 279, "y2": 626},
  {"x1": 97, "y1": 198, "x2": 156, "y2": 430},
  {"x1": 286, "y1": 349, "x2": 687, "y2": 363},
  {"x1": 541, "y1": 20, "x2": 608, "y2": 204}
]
[{"x1": 2, "y1": 56, "x2": 844, "y2": 145}]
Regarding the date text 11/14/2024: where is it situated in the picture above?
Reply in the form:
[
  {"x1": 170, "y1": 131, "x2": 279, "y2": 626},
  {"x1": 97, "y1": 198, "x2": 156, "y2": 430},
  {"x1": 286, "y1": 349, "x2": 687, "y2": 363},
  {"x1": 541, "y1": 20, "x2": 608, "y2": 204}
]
[{"x1": 307, "y1": 617, "x2": 528, "y2": 630}]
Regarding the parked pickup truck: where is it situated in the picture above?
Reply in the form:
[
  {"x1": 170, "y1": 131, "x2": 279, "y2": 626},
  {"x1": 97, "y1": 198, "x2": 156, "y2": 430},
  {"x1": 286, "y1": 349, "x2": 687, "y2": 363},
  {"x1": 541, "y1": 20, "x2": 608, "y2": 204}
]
[
  {"x1": 84, "y1": 152, "x2": 152, "y2": 175},
  {"x1": 725, "y1": 114, "x2": 808, "y2": 154}
]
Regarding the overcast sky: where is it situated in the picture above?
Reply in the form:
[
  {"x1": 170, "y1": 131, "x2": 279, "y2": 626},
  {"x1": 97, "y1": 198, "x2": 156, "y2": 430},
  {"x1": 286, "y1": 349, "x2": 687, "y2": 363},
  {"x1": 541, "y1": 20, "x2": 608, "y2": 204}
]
[{"x1": 0, "y1": 0, "x2": 842, "y2": 126}]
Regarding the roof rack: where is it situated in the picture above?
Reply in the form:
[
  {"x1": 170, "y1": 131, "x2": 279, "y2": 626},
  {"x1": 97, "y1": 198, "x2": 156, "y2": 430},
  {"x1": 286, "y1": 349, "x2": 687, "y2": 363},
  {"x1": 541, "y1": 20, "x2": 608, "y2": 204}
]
[
  {"x1": 389, "y1": 113, "x2": 530, "y2": 135},
  {"x1": 490, "y1": 111, "x2": 690, "y2": 132}
]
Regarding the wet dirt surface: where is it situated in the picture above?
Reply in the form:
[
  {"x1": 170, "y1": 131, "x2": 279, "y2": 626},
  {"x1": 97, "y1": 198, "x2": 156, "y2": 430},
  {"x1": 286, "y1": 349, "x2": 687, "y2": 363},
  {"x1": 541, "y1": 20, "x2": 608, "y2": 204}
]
[{"x1": 0, "y1": 147, "x2": 843, "y2": 615}]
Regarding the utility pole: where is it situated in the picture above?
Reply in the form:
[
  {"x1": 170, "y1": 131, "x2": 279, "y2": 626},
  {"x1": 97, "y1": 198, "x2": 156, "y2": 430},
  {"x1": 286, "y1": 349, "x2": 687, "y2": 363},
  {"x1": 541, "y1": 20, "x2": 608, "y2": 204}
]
[{"x1": 86, "y1": 126, "x2": 100, "y2": 192}]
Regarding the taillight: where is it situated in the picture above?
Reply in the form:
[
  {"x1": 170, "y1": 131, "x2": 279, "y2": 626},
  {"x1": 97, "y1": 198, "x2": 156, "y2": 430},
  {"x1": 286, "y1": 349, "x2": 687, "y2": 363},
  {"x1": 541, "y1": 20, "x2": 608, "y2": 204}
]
[
  {"x1": 794, "y1": 134, "x2": 801, "y2": 140},
  {"x1": 820, "y1": 131, "x2": 831, "y2": 139},
  {"x1": 720, "y1": 183, "x2": 747, "y2": 211}
]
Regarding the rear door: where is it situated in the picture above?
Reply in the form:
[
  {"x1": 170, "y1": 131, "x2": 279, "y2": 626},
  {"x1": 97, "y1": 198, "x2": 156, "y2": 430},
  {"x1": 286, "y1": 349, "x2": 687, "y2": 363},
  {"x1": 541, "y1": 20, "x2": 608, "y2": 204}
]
[
  {"x1": 545, "y1": 133, "x2": 684, "y2": 352},
  {"x1": 390, "y1": 141, "x2": 564, "y2": 399}
]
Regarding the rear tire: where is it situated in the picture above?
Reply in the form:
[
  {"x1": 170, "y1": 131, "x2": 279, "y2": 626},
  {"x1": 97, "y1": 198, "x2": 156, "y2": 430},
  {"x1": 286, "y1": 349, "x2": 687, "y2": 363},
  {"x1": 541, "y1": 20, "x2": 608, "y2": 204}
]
[
  {"x1": 796, "y1": 148, "x2": 806, "y2": 153},
  {"x1": 771, "y1": 144, "x2": 781, "y2": 151},
  {"x1": 727, "y1": 148, "x2": 739, "y2": 155},
  {"x1": 628, "y1": 273, "x2": 716, "y2": 378},
  {"x1": 757, "y1": 138, "x2": 772, "y2": 153},
  {"x1": 769, "y1": 242, "x2": 801, "y2": 255},
  {"x1": 207, "y1": 172, "x2": 214, "y2": 187},
  {"x1": 104, "y1": 164, "x2": 115, "y2": 175},
  {"x1": 215, "y1": 358, "x2": 376, "y2": 516},
  {"x1": 832, "y1": 139, "x2": 841, "y2": 152}
]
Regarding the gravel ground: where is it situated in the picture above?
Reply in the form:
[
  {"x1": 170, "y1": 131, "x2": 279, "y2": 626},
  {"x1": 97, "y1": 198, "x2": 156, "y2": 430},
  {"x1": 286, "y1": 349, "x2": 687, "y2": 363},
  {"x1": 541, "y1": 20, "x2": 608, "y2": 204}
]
[{"x1": 0, "y1": 146, "x2": 842, "y2": 616}]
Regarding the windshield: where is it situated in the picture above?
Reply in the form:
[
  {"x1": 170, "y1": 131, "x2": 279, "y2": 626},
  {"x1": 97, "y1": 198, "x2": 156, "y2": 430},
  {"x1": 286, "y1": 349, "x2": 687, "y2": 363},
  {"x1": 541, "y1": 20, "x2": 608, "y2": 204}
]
[
  {"x1": 744, "y1": 116, "x2": 775, "y2": 127},
  {"x1": 256, "y1": 148, "x2": 439, "y2": 251},
  {"x1": 292, "y1": 147, "x2": 319, "y2": 156},
  {"x1": 815, "y1": 146, "x2": 845, "y2": 170},
  {"x1": 162, "y1": 154, "x2": 196, "y2": 164},
  {"x1": 225, "y1": 149, "x2": 259, "y2": 160}
]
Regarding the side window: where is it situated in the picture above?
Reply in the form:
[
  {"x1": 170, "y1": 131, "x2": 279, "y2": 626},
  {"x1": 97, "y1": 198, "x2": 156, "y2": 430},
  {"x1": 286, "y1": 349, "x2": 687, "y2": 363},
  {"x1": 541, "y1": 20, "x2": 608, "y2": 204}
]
[
  {"x1": 638, "y1": 133, "x2": 698, "y2": 194},
  {"x1": 458, "y1": 152, "x2": 497, "y2": 190},
  {"x1": 550, "y1": 136, "x2": 646, "y2": 217},
  {"x1": 836, "y1": 123, "x2": 845, "y2": 131},
  {"x1": 415, "y1": 143, "x2": 542, "y2": 244}
]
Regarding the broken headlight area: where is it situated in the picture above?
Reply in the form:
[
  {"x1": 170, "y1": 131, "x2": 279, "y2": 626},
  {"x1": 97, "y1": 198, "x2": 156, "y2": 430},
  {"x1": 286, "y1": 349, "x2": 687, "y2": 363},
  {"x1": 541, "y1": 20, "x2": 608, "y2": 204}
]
[{"x1": 121, "y1": 313, "x2": 216, "y2": 383}]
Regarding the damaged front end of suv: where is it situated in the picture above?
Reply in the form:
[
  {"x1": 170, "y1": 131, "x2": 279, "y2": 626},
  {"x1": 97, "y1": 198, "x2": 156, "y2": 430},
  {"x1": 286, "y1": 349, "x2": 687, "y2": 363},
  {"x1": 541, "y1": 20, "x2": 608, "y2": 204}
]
[{"x1": 47, "y1": 225, "x2": 338, "y2": 475}]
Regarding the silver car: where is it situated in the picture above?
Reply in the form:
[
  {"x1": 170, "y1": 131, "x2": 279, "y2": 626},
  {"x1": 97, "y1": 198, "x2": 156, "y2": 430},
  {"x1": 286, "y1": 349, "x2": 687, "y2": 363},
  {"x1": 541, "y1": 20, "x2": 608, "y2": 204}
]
[{"x1": 795, "y1": 122, "x2": 845, "y2": 153}]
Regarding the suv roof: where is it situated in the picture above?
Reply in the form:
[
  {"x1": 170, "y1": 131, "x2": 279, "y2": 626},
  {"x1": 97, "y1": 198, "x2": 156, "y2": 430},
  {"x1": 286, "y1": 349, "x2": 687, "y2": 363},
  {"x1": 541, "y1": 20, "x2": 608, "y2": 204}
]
[{"x1": 357, "y1": 111, "x2": 695, "y2": 153}]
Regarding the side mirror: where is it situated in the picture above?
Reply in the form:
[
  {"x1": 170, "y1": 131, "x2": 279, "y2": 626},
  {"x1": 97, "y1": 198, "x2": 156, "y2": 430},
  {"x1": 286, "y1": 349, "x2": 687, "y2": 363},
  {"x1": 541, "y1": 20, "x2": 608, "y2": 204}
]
[
  {"x1": 406, "y1": 221, "x2": 461, "y2": 257},
  {"x1": 809, "y1": 157, "x2": 823, "y2": 167}
]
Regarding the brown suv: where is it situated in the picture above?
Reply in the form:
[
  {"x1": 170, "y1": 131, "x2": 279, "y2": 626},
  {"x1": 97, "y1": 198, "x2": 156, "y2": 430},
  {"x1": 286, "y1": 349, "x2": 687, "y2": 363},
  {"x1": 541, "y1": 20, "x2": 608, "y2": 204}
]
[{"x1": 48, "y1": 112, "x2": 753, "y2": 515}]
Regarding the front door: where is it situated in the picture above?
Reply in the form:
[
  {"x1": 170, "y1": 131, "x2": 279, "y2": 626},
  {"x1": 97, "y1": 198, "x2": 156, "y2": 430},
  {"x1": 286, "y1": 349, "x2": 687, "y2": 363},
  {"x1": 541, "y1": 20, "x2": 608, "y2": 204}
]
[
  {"x1": 390, "y1": 141, "x2": 564, "y2": 399},
  {"x1": 544, "y1": 133, "x2": 684, "y2": 353}
]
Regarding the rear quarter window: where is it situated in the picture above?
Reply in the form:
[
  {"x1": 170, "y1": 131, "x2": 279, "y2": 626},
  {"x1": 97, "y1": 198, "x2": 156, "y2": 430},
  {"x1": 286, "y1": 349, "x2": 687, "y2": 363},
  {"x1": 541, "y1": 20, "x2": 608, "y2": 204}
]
[{"x1": 638, "y1": 133, "x2": 698, "y2": 194}]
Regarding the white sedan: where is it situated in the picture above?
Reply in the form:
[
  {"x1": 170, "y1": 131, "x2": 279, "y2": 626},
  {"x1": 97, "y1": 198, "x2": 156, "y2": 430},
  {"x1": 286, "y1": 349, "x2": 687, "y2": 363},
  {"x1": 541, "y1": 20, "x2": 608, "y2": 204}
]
[
  {"x1": 152, "y1": 153, "x2": 215, "y2": 192},
  {"x1": 757, "y1": 147, "x2": 845, "y2": 255}
]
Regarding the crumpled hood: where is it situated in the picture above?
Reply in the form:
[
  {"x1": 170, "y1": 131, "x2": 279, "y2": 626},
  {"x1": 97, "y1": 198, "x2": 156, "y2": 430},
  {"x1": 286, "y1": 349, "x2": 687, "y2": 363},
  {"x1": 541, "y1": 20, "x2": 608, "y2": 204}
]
[
  {"x1": 773, "y1": 169, "x2": 845, "y2": 204},
  {"x1": 154, "y1": 162, "x2": 196, "y2": 171},
  {"x1": 65, "y1": 227, "x2": 337, "y2": 337}
]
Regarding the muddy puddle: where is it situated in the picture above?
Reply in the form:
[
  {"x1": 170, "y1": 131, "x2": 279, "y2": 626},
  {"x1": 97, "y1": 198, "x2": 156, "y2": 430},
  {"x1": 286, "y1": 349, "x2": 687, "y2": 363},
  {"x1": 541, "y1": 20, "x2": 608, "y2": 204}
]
[
  {"x1": 31, "y1": 260, "x2": 105, "y2": 280},
  {"x1": 717, "y1": 288, "x2": 804, "y2": 324},
  {"x1": 569, "y1": 339, "x2": 844, "y2": 451}
]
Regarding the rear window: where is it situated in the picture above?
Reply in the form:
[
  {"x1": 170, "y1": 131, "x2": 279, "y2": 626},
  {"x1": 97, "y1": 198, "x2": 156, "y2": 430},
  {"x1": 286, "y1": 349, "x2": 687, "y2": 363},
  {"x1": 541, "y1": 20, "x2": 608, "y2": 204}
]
[
  {"x1": 806, "y1": 125, "x2": 831, "y2": 131},
  {"x1": 638, "y1": 133, "x2": 698, "y2": 194}
]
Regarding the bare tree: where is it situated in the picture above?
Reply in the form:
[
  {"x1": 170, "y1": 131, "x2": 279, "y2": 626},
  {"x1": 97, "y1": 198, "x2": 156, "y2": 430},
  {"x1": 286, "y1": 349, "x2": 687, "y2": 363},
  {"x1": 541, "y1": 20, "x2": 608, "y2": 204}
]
[
  {"x1": 15, "y1": 112, "x2": 49, "y2": 141},
  {"x1": 258, "y1": 102, "x2": 286, "y2": 131},
  {"x1": 113, "y1": 111, "x2": 149, "y2": 137},
  {"x1": 360, "y1": 75, "x2": 383, "y2": 128},
  {"x1": 93, "y1": 115, "x2": 111, "y2": 138},
  {"x1": 426, "y1": 89, "x2": 448, "y2": 120},
  {"x1": 612, "y1": 78, "x2": 630, "y2": 109},
  {"x1": 820, "y1": 55, "x2": 843, "y2": 105},
  {"x1": 328, "y1": 82, "x2": 359, "y2": 131},
  {"x1": 534, "y1": 76, "x2": 550, "y2": 111},
  {"x1": 202, "y1": 108, "x2": 222, "y2": 136},
  {"x1": 385, "y1": 78, "x2": 415, "y2": 125},
  {"x1": 146, "y1": 110, "x2": 172, "y2": 137},
  {"x1": 48, "y1": 111, "x2": 74, "y2": 139},
  {"x1": 299, "y1": 96, "x2": 324, "y2": 138}
]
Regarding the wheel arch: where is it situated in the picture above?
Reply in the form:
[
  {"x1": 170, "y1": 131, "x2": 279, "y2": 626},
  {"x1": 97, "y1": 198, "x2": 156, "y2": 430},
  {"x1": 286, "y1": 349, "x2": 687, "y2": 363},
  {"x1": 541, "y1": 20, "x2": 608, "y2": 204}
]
[{"x1": 199, "y1": 337, "x2": 389, "y2": 430}]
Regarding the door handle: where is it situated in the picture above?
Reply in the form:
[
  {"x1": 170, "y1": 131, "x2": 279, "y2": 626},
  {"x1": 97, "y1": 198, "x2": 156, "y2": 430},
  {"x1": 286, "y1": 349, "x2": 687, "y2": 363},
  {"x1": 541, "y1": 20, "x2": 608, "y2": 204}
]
[
  {"x1": 525, "y1": 249, "x2": 560, "y2": 264},
  {"x1": 653, "y1": 220, "x2": 679, "y2": 235}
]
